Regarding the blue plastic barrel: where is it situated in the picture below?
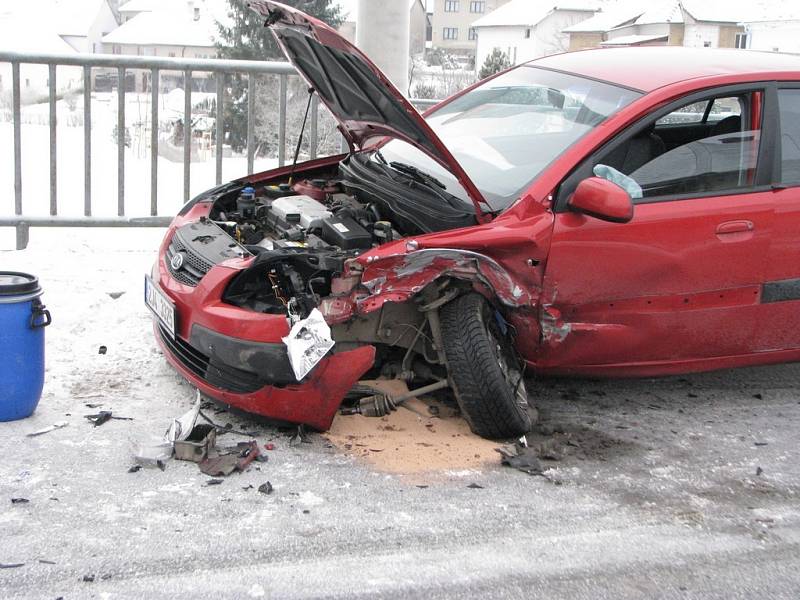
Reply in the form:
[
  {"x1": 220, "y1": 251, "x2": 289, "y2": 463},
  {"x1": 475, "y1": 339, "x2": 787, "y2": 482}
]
[{"x1": 0, "y1": 272, "x2": 51, "y2": 421}]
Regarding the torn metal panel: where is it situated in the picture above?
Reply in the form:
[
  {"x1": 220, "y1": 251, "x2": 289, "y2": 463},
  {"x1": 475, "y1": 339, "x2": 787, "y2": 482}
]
[{"x1": 354, "y1": 249, "x2": 537, "y2": 316}]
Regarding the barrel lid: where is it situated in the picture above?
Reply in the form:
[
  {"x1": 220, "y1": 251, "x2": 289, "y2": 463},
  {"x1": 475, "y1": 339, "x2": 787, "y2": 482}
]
[{"x1": 0, "y1": 272, "x2": 41, "y2": 297}]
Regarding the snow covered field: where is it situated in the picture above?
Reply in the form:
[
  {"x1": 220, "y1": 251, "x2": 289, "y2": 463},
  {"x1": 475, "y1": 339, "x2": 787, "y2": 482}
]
[
  {"x1": 1, "y1": 230, "x2": 799, "y2": 598},
  {"x1": 0, "y1": 93, "x2": 279, "y2": 219}
]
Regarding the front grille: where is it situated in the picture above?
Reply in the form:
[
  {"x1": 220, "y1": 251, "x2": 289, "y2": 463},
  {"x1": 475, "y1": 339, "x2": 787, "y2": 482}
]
[
  {"x1": 158, "y1": 325, "x2": 266, "y2": 394},
  {"x1": 165, "y1": 233, "x2": 214, "y2": 287}
]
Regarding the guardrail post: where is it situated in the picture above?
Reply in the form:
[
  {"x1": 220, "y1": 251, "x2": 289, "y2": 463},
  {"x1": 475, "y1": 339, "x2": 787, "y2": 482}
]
[
  {"x1": 12, "y1": 62, "x2": 21, "y2": 216},
  {"x1": 150, "y1": 68, "x2": 159, "y2": 216},
  {"x1": 117, "y1": 66, "x2": 125, "y2": 216},
  {"x1": 215, "y1": 72, "x2": 224, "y2": 185},
  {"x1": 49, "y1": 64, "x2": 57, "y2": 216},
  {"x1": 183, "y1": 69, "x2": 192, "y2": 204},
  {"x1": 83, "y1": 65, "x2": 91, "y2": 216},
  {"x1": 247, "y1": 74, "x2": 255, "y2": 175},
  {"x1": 16, "y1": 222, "x2": 29, "y2": 251}
]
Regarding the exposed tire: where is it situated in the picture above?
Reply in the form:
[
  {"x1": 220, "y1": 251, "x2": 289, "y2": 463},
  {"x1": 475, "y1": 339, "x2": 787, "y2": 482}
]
[{"x1": 439, "y1": 292, "x2": 531, "y2": 439}]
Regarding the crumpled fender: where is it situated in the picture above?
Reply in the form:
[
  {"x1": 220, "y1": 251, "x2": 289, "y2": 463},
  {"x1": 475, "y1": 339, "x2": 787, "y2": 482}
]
[{"x1": 352, "y1": 248, "x2": 534, "y2": 315}]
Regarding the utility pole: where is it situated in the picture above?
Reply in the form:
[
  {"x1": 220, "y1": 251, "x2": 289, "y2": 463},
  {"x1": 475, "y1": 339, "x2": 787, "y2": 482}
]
[{"x1": 356, "y1": 0, "x2": 410, "y2": 94}]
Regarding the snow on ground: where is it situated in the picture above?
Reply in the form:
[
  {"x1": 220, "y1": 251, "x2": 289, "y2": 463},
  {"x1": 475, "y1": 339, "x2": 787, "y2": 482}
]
[
  {"x1": 0, "y1": 230, "x2": 799, "y2": 598},
  {"x1": 0, "y1": 93, "x2": 279, "y2": 218}
]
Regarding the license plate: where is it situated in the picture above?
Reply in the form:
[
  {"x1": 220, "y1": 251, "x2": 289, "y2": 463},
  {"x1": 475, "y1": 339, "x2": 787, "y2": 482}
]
[{"x1": 145, "y1": 275, "x2": 176, "y2": 337}]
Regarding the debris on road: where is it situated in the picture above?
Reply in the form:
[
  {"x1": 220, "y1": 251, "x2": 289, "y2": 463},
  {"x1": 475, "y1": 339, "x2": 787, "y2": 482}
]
[
  {"x1": 26, "y1": 421, "x2": 68, "y2": 437},
  {"x1": 11, "y1": 497, "x2": 29, "y2": 504},
  {"x1": 174, "y1": 424, "x2": 216, "y2": 463},
  {"x1": 199, "y1": 441, "x2": 260, "y2": 477},
  {"x1": 0, "y1": 563, "x2": 25, "y2": 569},
  {"x1": 289, "y1": 425, "x2": 312, "y2": 446},
  {"x1": 258, "y1": 481, "x2": 274, "y2": 495},
  {"x1": 496, "y1": 444, "x2": 545, "y2": 475},
  {"x1": 85, "y1": 411, "x2": 132, "y2": 427},
  {"x1": 98, "y1": 345, "x2": 107, "y2": 355},
  {"x1": 205, "y1": 479, "x2": 224, "y2": 486},
  {"x1": 326, "y1": 380, "x2": 498, "y2": 474},
  {"x1": 127, "y1": 465, "x2": 142, "y2": 473},
  {"x1": 134, "y1": 397, "x2": 202, "y2": 466},
  {"x1": 107, "y1": 291, "x2": 125, "y2": 299}
]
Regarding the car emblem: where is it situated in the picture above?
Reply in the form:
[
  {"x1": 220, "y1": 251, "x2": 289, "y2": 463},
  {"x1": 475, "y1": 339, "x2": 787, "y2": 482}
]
[{"x1": 170, "y1": 252, "x2": 185, "y2": 271}]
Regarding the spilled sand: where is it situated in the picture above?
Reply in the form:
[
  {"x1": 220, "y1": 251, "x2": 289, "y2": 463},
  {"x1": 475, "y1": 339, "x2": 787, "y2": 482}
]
[{"x1": 324, "y1": 380, "x2": 500, "y2": 475}]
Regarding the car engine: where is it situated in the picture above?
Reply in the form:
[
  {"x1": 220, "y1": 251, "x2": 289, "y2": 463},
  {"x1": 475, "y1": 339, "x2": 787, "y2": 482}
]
[{"x1": 199, "y1": 177, "x2": 403, "y2": 318}]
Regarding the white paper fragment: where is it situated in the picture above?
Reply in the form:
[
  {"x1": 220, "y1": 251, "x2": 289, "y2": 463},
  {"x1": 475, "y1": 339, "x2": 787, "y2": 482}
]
[
  {"x1": 282, "y1": 308, "x2": 335, "y2": 381},
  {"x1": 165, "y1": 394, "x2": 201, "y2": 443},
  {"x1": 26, "y1": 421, "x2": 68, "y2": 437},
  {"x1": 134, "y1": 392, "x2": 202, "y2": 465}
]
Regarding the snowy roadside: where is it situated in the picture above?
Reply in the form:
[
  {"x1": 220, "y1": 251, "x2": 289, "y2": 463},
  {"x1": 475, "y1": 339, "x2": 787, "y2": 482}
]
[{"x1": 0, "y1": 229, "x2": 799, "y2": 599}]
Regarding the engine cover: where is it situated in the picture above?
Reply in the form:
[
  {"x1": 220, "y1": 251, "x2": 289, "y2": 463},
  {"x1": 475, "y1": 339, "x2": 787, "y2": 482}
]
[{"x1": 271, "y1": 195, "x2": 332, "y2": 230}]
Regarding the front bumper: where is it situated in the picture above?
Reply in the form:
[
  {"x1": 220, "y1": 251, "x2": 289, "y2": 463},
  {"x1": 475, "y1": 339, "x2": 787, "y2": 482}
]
[
  {"x1": 154, "y1": 321, "x2": 375, "y2": 430},
  {"x1": 150, "y1": 208, "x2": 375, "y2": 430}
]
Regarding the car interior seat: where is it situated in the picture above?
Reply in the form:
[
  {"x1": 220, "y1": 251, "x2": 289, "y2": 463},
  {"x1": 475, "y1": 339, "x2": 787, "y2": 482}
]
[
  {"x1": 710, "y1": 115, "x2": 741, "y2": 137},
  {"x1": 603, "y1": 125, "x2": 667, "y2": 175}
]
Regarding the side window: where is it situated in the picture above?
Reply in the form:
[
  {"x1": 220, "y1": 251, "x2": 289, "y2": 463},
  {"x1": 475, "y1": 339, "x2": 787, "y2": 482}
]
[
  {"x1": 595, "y1": 91, "x2": 762, "y2": 201},
  {"x1": 707, "y1": 97, "x2": 743, "y2": 123},
  {"x1": 656, "y1": 100, "x2": 709, "y2": 125},
  {"x1": 778, "y1": 89, "x2": 800, "y2": 186}
]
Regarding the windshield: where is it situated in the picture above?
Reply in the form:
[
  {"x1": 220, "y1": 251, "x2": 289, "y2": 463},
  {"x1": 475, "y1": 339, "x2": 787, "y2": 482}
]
[{"x1": 375, "y1": 66, "x2": 642, "y2": 211}]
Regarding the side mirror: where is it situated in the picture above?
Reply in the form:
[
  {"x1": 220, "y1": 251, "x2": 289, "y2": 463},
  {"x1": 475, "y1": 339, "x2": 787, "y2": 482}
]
[{"x1": 568, "y1": 177, "x2": 634, "y2": 223}]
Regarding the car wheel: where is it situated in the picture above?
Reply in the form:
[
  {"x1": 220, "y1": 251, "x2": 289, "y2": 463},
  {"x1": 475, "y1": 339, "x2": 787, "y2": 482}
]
[{"x1": 439, "y1": 292, "x2": 532, "y2": 439}]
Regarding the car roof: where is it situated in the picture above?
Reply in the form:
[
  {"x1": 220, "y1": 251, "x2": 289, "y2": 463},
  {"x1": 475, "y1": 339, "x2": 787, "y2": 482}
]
[{"x1": 530, "y1": 47, "x2": 800, "y2": 92}]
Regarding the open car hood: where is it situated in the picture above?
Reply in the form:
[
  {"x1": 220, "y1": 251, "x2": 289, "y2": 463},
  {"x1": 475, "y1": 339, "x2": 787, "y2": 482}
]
[{"x1": 247, "y1": 1, "x2": 490, "y2": 222}]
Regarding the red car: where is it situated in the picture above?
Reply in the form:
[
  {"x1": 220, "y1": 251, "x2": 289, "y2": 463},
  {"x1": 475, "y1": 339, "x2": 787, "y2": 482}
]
[{"x1": 146, "y1": 1, "x2": 800, "y2": 439}]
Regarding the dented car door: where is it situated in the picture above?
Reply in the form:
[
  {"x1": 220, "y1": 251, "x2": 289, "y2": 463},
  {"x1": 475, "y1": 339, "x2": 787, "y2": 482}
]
[{"x1": 538, "y1": 86, "x2": 778, "y2": 374}]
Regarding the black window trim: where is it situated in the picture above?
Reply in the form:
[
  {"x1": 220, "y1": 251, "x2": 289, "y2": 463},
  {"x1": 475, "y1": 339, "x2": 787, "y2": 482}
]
[
  {"x1": 775, "y1": 82, "x2": 800, "y2": 189},
  {"x1": 555, "y1": 81, "x2": 780, "y2": 212}
]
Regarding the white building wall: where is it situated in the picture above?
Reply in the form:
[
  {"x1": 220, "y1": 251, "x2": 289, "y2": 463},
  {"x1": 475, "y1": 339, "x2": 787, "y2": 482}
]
[
  {"x1": 746, "y1": 21, "x2": 800, "y2": 54},
  {"x1": 0, "y1": 64, "x2": 83, "y2": 99},
  {"x1": 683, "y1": 17, "x2": 720, "y2": 48},
  {"x1": 475, "y1": 10, "x2": 595, "y2": 70}
]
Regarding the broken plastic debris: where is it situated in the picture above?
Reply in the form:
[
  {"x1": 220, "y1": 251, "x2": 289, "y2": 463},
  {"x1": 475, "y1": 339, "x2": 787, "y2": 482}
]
[
  {"x1": 282, "y1": 308, "x2": 334, "y2": 381},
  {"x1": 132, "y1": 440, "x2": 173, "y2": 466},
  {"x1": 26, "y1": 422, "x2": 68, "y2": 437},
  {"x1": 166, "y1": 396, "x2": 202, "y2": 443},
  {"x1": 135, "y1": 394, "x2": 204, "y2": 465},
  {"x1": 496, "y1": 444, "x2": 545, "y2": 475},
  {"x1": 199, "y1": 441, "x2": 260, "y2": 477}
]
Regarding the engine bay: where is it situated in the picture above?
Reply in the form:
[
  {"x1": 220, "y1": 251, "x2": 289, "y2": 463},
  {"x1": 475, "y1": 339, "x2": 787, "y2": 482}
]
[
  {"x1": 210, "y1": 177, "x2": 401, "y2": 253},
  {"x1": 206, "y1": 173, "x2": 404, "y2": 318}
]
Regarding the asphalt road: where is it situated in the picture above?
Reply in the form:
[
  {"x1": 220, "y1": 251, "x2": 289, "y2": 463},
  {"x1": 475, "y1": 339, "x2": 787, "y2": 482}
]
[{"x1": 1, "y1": 230, "x2": 798, "y2": 599}]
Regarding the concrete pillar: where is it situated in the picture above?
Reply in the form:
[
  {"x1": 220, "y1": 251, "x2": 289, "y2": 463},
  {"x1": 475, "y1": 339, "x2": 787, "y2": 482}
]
[{"x1": 356, "y1": 0, "x2": 410, "y2": 94}]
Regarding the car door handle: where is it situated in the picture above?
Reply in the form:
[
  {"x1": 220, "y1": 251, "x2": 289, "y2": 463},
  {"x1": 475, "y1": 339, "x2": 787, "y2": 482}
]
[{"x1": 716, "y1": 220, "x2": 754, "y2": 235}]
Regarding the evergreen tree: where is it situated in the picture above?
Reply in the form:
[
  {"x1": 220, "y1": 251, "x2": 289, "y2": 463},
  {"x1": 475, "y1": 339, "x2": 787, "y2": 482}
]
[
  {"x1": 215, "y1": 1, "x2": 343, "y2": 153},
  {"x1": 478, "y1": 48, "x2": 511, "y2": 81}
]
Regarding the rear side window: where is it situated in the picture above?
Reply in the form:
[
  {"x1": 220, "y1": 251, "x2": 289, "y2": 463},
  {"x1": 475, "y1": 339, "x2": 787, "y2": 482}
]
[
  {"x1": 779, "y1": 89, "x2": 800, "y2": 186},
  {"x1": 655, "y1": 97, "x2": 742, "y2": 126}
]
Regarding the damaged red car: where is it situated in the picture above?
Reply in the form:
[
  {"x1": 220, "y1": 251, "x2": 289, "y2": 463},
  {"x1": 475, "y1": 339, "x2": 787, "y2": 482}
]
[{"x1": 146, "y1": 1, "x2": 800, "y2": 439}]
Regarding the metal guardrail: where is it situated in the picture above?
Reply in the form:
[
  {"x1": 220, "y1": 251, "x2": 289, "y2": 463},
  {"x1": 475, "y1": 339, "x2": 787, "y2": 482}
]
[{"x1": 0, "y1": 50, "x2": 439, "y2": 250}]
